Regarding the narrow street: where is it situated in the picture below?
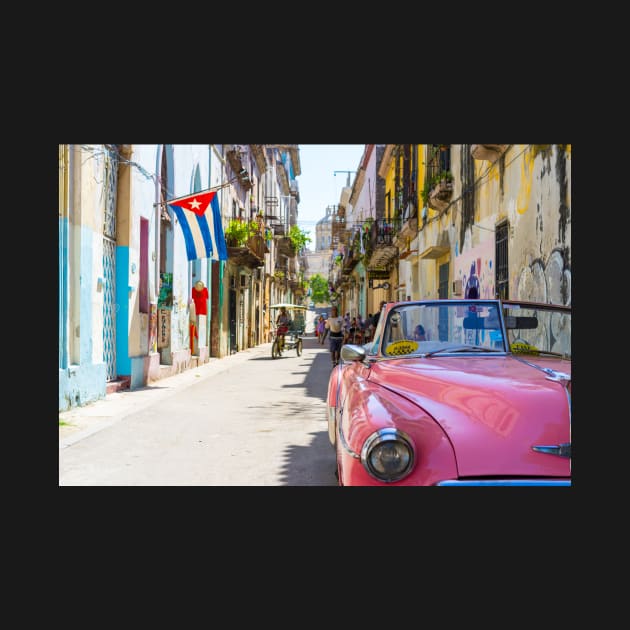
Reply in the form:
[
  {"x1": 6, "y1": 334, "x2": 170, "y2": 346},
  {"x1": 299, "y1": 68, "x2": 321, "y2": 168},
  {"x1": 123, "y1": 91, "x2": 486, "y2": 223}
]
[{"x1": 59, "y1": 334, "x2": 337, "y2": 486}]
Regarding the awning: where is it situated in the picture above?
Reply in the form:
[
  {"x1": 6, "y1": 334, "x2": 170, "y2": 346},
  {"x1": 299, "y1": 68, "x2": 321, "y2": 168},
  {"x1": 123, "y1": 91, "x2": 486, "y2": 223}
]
[{"x1": 269, "y1": 303, "x2": 307, "y2": 310}]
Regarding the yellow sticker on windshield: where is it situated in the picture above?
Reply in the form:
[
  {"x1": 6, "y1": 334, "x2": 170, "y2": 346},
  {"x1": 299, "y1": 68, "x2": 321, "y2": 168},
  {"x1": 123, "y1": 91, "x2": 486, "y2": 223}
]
[
  {"x1": 510, "y1": 341, "x2": 539, "y2": 355},
  {"x1": 386, "y1": 340, "x2": 419, "y2": 356}
]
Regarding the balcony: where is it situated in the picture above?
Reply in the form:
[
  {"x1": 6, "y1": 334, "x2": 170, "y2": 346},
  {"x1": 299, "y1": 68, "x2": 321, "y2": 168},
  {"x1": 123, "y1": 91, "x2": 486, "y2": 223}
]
[
  {"x1": 366, "y1": 218, "x2": 399, "y2": 269},
  {"x1": 428, "y1": 180, "x2": 453, "y2": 212},
  {"x1": 226, "y1": 148, "x2": 253, "y2": 190},
  {"x1": 330, "y1": 263, "x2": 344, "y2": 288},
  {"x1": 250, "y1": 145, "x2": 267, "y2": 174},
  {"x1": 227, "y1": 233, "x2": 267, "y2": 268},
  {"x1": 394, "y1": 205, "x2": 418, "y2": 247},
  {"x1": 471, "y1": 145, "x2": 508, "y2": 162},
  {"x1": 288, "y1": 272, "x2": 299, "y2": 291},
  {"x1": 276, "y1": 236, "x2": 295, "y2": 258},
  {"x1": 342, "y1": 247, "x2": 358, "y2": 273},
  {"x1": 276, "y1": 160, "x2": 290, "y2": 195},
  {"x1": 330, "y1": 206, "x2": 347, "y2": 245},
  {"x1": 289, "y1": 180, "x2": 300, "y2": 203}
]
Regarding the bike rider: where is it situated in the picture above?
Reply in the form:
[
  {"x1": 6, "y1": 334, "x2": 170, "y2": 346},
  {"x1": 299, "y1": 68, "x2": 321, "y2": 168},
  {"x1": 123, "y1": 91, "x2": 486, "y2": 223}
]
[{"x1": 275, "y1": 307, "x2": 290, "y2": 354}]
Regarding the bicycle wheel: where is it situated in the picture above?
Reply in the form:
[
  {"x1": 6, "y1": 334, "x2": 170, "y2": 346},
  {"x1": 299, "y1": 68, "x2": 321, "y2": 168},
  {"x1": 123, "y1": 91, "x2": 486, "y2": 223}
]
[
  {"x1": 296, "y1": 338, "x2": 302, "y2": 356},
  {"x1": 272, "y1": 339, "x2": 280, "y2": 359}
]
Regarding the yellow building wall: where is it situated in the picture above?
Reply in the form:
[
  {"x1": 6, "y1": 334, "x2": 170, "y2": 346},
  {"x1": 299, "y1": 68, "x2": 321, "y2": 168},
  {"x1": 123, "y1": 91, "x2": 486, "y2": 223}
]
[{"x1": 413, "y1": 145, "x2": 450, "y2": 300}]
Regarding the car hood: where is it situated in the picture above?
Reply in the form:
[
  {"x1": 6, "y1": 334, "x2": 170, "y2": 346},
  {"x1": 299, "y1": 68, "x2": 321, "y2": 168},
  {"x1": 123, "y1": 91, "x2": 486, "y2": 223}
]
[{"x1": 369, "y1": 356, "x2": 571, "y2": 478}]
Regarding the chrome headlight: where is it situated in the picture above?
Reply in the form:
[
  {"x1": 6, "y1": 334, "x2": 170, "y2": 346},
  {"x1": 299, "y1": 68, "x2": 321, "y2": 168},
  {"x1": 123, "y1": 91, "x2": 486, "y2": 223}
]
[{"x1": 360, "y1": 428, "x2": 415, "y2": 482}]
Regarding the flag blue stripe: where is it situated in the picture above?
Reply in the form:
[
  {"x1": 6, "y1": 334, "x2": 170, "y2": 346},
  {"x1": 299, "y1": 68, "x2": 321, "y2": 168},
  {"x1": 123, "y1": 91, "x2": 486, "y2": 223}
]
[
  {"x1": 211, "y1": 195, "x2": 228, "y2": 260},
  {"x1": 195, "y1": 212, "x2": 213, "y2": 258},
  {"x1": 170, "y1": 205, "x2": 198, "y2": 261}
]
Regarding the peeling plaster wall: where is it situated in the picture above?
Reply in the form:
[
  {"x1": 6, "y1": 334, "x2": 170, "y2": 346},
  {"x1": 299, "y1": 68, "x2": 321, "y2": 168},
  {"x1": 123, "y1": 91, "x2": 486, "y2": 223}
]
[
  {"x1": 448, "y1": 144, "x2": 571, "y2": 305},
  {"x1": 59, "y1": 145, "x2": 109, "y2": 411},
  {"x1": 510, "y1": 145, "x2": 571, "y2": 305},
  {"x1": 471, "y1": 145, "x2": 571, "y2": 305},
  {"x1": 388, "y1": 144, "x2": 571, "y2": 307}
]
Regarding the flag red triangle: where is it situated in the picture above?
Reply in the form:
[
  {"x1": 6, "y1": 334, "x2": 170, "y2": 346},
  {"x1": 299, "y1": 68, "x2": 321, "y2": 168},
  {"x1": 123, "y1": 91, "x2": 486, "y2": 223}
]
[{"x1": 168, "y1": 191, "x2": 216, "y2": 217}]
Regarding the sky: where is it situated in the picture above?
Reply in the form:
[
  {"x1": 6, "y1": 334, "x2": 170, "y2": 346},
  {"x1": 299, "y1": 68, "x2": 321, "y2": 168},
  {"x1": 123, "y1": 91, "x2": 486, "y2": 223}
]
[{"x1": 295, "y1": 144, "x2": 366, "y2": 251}]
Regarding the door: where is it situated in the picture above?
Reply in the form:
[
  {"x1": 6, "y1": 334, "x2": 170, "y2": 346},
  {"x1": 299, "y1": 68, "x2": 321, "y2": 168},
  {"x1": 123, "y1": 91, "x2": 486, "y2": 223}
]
[
  {"x1": 438, "y1": 261, "x2": 449, "y2": 341},
  {"x1": 229, "y1": 286, "x2": 237, "y2": 353},
  {"x1": 102, "y1": 147, "x2": 118, "y2": 381}
]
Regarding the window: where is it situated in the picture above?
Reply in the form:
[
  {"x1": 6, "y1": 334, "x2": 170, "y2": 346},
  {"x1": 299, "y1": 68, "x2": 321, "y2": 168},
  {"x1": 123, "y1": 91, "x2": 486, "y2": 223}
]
[
  {"x1": 495, "y1": 221, "x2": 509, "y2": 299},
  {"x1": 139, "y1": 218, "x2": 149, "y2": 313}
]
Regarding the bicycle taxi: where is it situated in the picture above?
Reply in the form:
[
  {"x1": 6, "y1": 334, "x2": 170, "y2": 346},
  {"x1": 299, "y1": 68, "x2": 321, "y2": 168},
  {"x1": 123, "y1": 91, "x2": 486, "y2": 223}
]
[{"x1": 269, "y1": 303, "x2": 306, "y2": 358}]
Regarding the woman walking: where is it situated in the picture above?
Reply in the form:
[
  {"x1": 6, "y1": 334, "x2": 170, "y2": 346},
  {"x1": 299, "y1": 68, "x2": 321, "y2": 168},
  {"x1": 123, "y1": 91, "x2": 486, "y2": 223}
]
[{"x1": 325, "y1": 306, "x2": 344, "y2": 366}]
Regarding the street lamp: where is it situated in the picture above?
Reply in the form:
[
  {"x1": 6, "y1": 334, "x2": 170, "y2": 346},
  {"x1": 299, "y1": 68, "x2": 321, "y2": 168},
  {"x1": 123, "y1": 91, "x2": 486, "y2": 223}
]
[{"x1": 334, "y1": 170, "x2": 354, "y2": 187}]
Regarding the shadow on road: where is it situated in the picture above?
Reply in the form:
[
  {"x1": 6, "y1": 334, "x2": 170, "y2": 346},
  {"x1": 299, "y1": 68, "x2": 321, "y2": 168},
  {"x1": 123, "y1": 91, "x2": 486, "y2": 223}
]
[
  {"x1": 279, "y1": 429, "x2": 337, "y2": 486},
  {"x1": 281, "y1": 350, "x2": 331, "y2": 402},
  {"x1": 275, "y1": 335, "x2": 337, "y2": 485}
]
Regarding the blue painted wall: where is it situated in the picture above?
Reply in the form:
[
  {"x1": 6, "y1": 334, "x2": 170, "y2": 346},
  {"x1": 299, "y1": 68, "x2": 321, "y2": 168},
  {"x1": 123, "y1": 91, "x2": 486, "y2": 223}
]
[
  {"x1": 116, "y1": 246, "x2": 131, "y2": 376},
  {"x1": 58, "y1": 222, "x2": 107, "y2": 411}
]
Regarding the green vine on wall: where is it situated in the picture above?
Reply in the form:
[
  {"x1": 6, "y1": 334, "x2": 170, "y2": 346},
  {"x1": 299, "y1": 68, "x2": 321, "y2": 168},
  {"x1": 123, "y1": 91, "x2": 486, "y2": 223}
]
[{"x1": 421, "y1": 170, "x2": 453, "y2": 205}]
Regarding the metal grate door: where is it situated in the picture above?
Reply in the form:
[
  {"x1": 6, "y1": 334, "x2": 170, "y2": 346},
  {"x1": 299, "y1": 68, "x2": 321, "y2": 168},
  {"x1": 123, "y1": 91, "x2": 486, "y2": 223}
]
[
  {"x1": 103, "y1": 148, "x2": 118, "y2": 381},
  {"x1": 495, "y1": 221, "x2": 509, "y2": 299}
]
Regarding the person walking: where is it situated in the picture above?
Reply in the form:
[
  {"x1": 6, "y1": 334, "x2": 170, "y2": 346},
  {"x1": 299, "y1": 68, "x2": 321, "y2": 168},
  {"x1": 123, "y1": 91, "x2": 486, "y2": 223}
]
[
  {"x1": 319, "y1": 312, "x2": 329, "y2": 345},
  {"x1": 325, "y1": 306, "x2": 344, "y2": 366},
  {"x1": 316, "y1": 315, "x2": 326, "y2": 345}
]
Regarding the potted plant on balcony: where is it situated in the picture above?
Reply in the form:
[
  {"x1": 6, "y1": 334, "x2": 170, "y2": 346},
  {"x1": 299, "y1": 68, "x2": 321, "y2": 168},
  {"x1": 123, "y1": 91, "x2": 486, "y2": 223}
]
[
  {"x1": 225, "y1": 218, "x2": 248, "y2": 247},
  {"x1": 426, "y1": 171, "x2": 454, "y2": 212},
  {"x1": 225, "y1": 218, "x2": 257, "y2": 247},
  {"x1": 439, "y1": 170, "x2": 453, "y2": 188}
]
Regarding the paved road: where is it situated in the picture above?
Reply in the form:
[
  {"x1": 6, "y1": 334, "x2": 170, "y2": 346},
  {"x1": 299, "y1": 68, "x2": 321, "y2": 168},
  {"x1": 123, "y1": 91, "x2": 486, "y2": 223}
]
[{"x1": 59, "y1": 335, "x2": 337, "y2": 486}]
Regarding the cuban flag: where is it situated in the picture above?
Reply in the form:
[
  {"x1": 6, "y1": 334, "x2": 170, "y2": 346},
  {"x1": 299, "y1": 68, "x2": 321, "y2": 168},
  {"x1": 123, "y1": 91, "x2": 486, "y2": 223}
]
[{"x1": 168, "y1": 190, "x2": 228, "y2": 261}]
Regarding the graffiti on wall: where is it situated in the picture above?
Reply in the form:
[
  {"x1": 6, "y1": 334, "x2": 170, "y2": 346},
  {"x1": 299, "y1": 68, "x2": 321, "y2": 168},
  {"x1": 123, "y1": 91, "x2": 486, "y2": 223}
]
[
  {"x1": 158, "y1": 309, "x2": 171, "y2": 348},
  {"x1": 455, "y1": 241, "x2": 495, "y2": 299},
  {"x1": 515, "y1": 249, "x2": 571, "y2": 306},
  {"x1": 149, "y1": 303, "x2": 157, "y2": 353}
]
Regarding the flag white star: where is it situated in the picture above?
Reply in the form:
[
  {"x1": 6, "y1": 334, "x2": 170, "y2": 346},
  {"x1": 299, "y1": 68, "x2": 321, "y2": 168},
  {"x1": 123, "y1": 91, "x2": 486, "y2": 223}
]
[{"x1": 189, "y1": 198, "x2": 201, "y2": 210}]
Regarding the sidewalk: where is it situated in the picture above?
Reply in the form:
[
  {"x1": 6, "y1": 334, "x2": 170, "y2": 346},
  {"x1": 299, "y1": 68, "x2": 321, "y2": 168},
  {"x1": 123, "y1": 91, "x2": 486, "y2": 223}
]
[{"x1": 59, "y1": 341, "x2": 276, "y2": 448}]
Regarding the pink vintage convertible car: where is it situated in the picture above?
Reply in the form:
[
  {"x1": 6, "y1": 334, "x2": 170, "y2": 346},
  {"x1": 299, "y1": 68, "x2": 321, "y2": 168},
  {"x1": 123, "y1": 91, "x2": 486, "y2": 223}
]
[{"x1": 326, "y1": 299, "x2": 571, "y2": 486}]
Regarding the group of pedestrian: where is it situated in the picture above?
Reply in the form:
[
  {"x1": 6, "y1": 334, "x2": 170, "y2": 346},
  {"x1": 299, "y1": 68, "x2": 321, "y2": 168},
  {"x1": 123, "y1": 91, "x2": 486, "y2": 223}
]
[{"x1": 324, "y1": 301, "x2": 388, "y2": 367}]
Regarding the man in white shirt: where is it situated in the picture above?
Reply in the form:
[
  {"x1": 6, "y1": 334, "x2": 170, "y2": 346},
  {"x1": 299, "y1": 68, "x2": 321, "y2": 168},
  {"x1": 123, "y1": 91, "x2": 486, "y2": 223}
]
[{"x1": 325, "y1": 306, "x2": 344, "y2": 366}]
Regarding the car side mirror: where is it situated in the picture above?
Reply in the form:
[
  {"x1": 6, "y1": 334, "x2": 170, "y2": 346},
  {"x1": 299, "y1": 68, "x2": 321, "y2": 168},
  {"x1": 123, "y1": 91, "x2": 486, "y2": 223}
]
[{"x1": 340, "y1": 344, "x2": 367, "y2": 363}]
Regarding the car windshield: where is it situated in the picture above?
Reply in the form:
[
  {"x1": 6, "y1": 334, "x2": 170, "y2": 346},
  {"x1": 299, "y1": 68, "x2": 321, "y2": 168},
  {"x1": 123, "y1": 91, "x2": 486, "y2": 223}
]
[
  {"x1": 503, "y1": 302, "x2": 571, "y2": 359},
  {"x1": 380, "y1": 301, "x2": 506, "y2": 358}
]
